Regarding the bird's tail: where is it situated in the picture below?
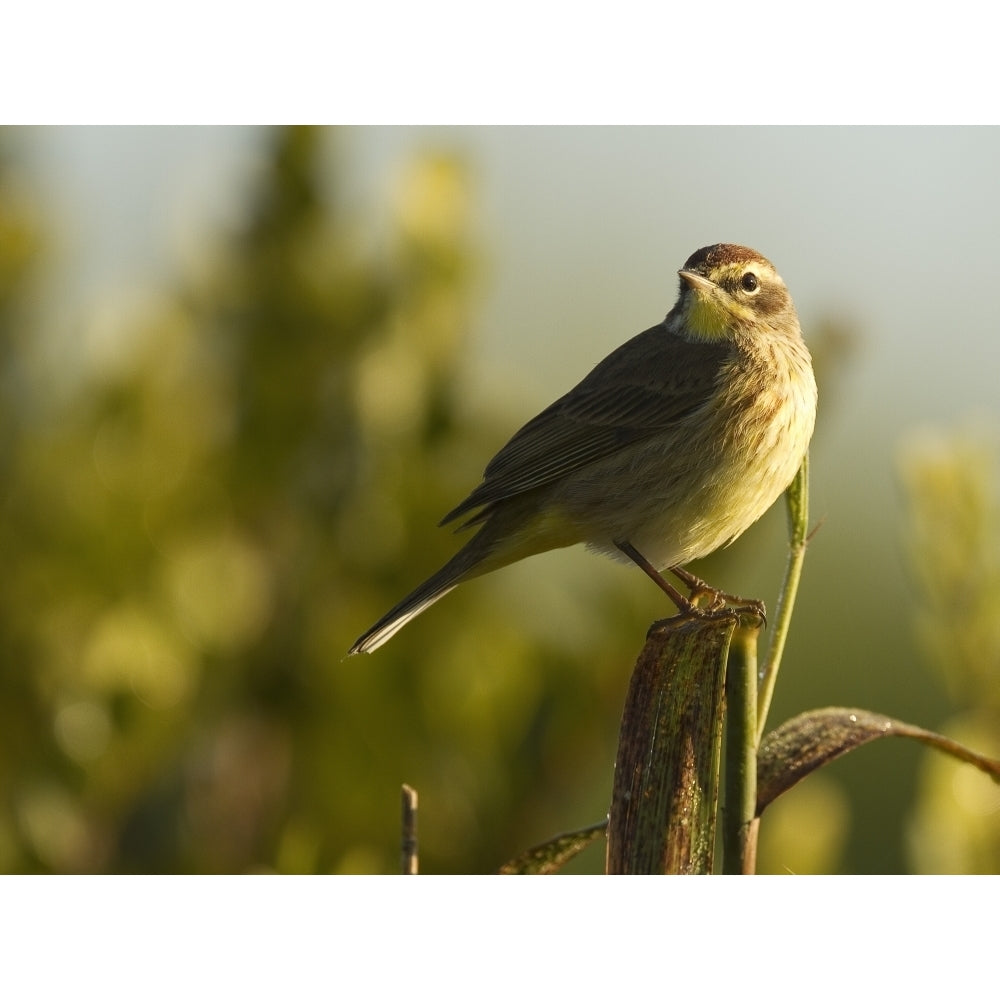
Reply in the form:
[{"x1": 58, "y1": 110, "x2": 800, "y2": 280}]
[
  {"x1": 349, "y1": 495, "x2": 579, "y2": 654},
  {"x1": 348, "y1": 544, "x2": 482, "y2": 655}
]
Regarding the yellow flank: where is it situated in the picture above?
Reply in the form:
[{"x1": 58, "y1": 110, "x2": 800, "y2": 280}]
[{"x1": 471, "y1": 504, "x2": 581, "y2": 577}]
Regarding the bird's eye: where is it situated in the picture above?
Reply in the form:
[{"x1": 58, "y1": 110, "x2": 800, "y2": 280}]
[{"x1": 741, "y1": 272, "x2": 759, "y2": 293}]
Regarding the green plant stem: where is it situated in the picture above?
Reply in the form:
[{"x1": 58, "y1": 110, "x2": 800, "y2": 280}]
[
  {"x1": 723, "y1": 617, "x2": 760, "y2": 873},
  {"x1": 756, "y1": 454, "x2": 810, "y2": 744}
]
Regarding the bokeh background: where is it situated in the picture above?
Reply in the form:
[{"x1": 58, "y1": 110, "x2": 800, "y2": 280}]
[{"x1": 1, "y1": 125, "x2": 998, "y2": 873}]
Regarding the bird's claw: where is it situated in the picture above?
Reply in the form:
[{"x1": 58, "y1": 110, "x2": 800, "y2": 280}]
[{"x1": 675, "y1": 582, "x2": 766, "y2": 628}]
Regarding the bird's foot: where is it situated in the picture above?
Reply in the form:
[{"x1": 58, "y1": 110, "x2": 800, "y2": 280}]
[
  {"x1": 670, "y1": 566, "x2": 766, "y2": 626},
  {"x1": 615, "y1": 541, "x2": 766, "y2": 627}
]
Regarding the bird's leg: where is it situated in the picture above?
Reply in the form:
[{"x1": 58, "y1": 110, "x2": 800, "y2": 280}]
[
  {"x1": 615, "y1": 541, "x2": 766, "y2": 624},
  {"x1": 668, "y1": 566, "x2": 727, "y2": 612},
  {"x1": 615, "y1": 541, "x2": 719, "y2": 618},
  {"x1": 671, "y1": 565, "x2": 767, "y2": 626}
]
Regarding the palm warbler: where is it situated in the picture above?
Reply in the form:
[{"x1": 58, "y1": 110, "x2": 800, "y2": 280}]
[{"x1": 350, "y1": 243, "x2": 816, "y2": 654}]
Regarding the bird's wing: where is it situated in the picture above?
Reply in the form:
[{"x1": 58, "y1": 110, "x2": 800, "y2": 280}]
[{"x1": 441, "y1": 325, "x2": 734, "y2": 525}]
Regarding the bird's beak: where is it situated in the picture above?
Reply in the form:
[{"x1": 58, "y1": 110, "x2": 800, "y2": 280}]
[{"x1": 679, "y1": 270, "x2": 716, "y2": 294}]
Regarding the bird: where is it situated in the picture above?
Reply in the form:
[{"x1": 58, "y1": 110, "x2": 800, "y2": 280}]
[{"x1": 350, "y1": 243, "x2": 817, "y2": 655}]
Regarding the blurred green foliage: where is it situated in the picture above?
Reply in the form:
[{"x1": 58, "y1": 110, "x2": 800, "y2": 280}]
[
  {"x1": 0, "y1": 127, "x2": 646, "y2": 873},
  {"x1": 0, "y1": 126, "x2": 993, "y2": 873},
  {"x1": 899, "y1": 427, "x2": 1000, "y2": 873}
]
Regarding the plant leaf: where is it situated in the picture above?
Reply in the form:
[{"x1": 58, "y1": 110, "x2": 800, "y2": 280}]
[
  {"x1": 498, "y1": 822, "x2": 607, "y2": 875},
  {"x1": 757, "y1": 706, "x2": 1000, "y2": 815}
]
